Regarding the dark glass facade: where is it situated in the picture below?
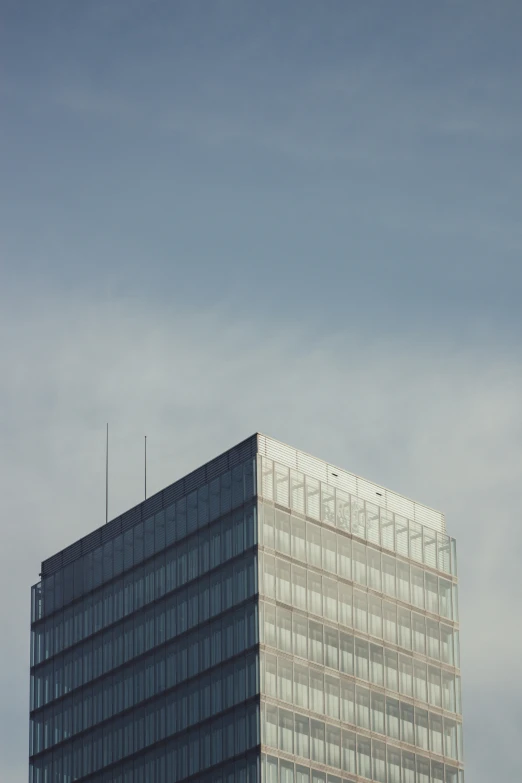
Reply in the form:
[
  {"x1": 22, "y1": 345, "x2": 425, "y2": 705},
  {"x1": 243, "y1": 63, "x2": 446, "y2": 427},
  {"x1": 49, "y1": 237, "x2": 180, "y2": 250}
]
[{"x1": 29, "y1": 441, "x2": 261, "y2": 783}]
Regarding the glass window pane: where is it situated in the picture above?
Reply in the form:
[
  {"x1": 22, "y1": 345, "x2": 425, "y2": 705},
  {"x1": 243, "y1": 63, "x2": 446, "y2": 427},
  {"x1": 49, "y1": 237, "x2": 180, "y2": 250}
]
[
  {"x1": 293, "y1": 614, "x2": 308, "y2": 659},
  {"x1": 336, "y1": 490, "x2": 351, "y2": 532},
  {"x1": 386, "y1": 696, "x2": 400, "y2": 740},
  {"x1": 278, "y1": 658, "x2": 293, "y2": 703},
  {"x1": 340, "y1": 632, "x2": 354, "y2": 676},
  {"x1": 265, "y1": 654, "x2": 277, "y2": 698},
  {"x1": 341, "y1": 730, "x2": 356, "y2": 774},
  {"x1": 323, "y1": 577, "x2": 338, "y2": 622},
  {"x1": 383, "y1": 601, "x2": 397, "y2": 644},
  {"x1": 337, "y1": 535, "x2": 352, "y2": 581},
  {"x1": 338, "y1": 583, "x2": 352, "y2": 629},
  {"x1": 291, "y1": 471, "x2": 305, "y2": 514},
  {"x1": 310, "y1": 720, "x2": 325, "y2": 764},
  {"x1": 385, "y1": 649, "x2": 399, "y2": 692},
  {"x1": 387, "y1": 747, "x2": 402, "y2": 783},
  {"x1": 371, "y1": 692, "x2": 385, "y2": 735},
  {"x1": 372, "y1": 739, "x2": 386, "y2": 783},
  {"x1": 326, "y1": 724, "x2": 341, "y2": 769},
  {"x1": 356, "y1": 685, "x2": 370, "y2": 729},
  {"x1": 277, "y1": 607, "x2": 292, "y2": 654},
  {"x1": 276, "y1": 510, "x2": 291, "y2": 556},
  {"x1": 367, "y1": 547, "x2": 382, "y2": 591},
  {"x1": 399, "y1": 656, "x2": 413, "y2": 697},
  {"x1": 310, "y1": 670, "x2": 324, "y2": 714},
  {"x1": 439, "y1": 578, "x2": 453, "y2": 619},
  {"x1": 276, "y1": 559, "x2": 292, "y2": 604},
  {"x1": 357, "y1": 736, "x2": 371, "y2": 779},
  {"x1": 341, "y1": 680, "x2": 355, "y2": 725},
  {"x1": 295, "y1": 714, "x2": 310, "y2": 759},
  {"x1": 353, "y1": 591, "x2": 367, "y2": 633},
  {"x1": 291, "y1": 517, "x2": 307, "y2": 562},
  {"x1": 321, "y1": 485, "x2": 336, "y2": 525},
  {"x1": 294, "y1": 664, "x2": 309, "y2": 710},
  {"x1": 430, "y1": 713, "x2": 444, "y2": 756},
  {"x1": 308, "y1": 572, "x2": 323, "y2": 616},
  {"x1": 279, "y1": 708, "x2": 294, "y2": 754},
  {"x1": 352, "y1": 543, "x2": 367, "y2": 586},
  {"x1": 305, "y1": 477, "x2": 320, "y2": 520},
  {"x1": 324, "y1": 626, "x2": 339, "y2": 670},
  {"x1": 415, "y1": 708, "x2": 429, "y2": 750},
  {"x1": 292, "y1": 565, "x2": 307, "y2": 611},
  {"x1": 322, "y1": 529, "x2": 337, "y2": 573},
  {"x1": 307, "y1": 523, "x2": 322, "y2": 568},
  {"x1": 325, "y1": 675, "x2": 340, "y2": 720},
  {"x1": 309, "y1": 621, "x2": 323, "y2": 665}
]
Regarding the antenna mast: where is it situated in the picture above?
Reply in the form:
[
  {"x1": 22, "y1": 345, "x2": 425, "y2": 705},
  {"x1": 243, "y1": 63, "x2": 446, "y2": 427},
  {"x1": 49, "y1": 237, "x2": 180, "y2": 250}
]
[
  {"x1": 144, "y1": 435, "x2": 147, "y2": 500},
  {"x1": 105, "y1": 423, "x2": 109, "y2": 524}
]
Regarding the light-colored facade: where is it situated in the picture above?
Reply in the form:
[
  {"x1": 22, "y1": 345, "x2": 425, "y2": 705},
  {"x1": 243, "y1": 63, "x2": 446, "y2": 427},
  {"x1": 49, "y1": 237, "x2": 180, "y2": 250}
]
[{"x1": 256, "y1": 435, "x2": 463, "y2": 783}]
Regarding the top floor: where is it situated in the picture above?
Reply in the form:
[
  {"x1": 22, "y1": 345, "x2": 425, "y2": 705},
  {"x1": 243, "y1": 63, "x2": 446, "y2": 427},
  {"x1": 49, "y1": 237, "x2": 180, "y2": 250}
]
[{"x1": 32, "y1": 434, "x2": 455, "y2": 624}]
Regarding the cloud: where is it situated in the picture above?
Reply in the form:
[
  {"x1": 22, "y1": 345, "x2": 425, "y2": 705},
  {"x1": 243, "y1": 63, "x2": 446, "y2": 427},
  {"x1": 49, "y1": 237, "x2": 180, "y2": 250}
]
[{"x1": 1, "y1": 288, "x2": 521, "y2": 781}]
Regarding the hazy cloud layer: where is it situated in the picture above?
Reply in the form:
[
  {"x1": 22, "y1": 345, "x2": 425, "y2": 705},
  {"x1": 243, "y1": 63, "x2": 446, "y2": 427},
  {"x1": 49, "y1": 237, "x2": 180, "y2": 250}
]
[{"x1": 0, "y1": 291, "x2": 521, "y2": 781}]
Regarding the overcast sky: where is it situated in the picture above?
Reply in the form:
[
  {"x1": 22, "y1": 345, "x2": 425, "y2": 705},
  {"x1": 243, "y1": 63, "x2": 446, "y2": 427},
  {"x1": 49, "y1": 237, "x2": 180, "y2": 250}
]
[{"x1": 1, "y1": 2, "x2": 521, "y2": 781}]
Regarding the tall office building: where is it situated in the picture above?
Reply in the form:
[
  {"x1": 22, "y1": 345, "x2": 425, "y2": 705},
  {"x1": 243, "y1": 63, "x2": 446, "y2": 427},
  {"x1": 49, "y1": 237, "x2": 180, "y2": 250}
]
[{"x1": 29, "y1": 434, "x2": 463, "y2": 783}]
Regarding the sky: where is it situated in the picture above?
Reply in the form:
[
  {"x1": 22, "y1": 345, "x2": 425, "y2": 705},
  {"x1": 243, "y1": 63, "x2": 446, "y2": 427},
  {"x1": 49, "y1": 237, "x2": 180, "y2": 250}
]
[{"x1": 0, "y1": 1, "x2": 521, "y2": 781}]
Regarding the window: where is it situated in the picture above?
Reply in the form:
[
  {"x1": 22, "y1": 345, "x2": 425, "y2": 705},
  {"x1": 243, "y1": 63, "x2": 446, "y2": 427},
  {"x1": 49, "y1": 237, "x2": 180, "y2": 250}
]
[
  {"x1": 307, "y1": 524, "x2": 322, "y2": 568},
  {"x1": 295, "y1": 714, "x2": 309, "y2": 759},
  {"x1": 310, "y1": 670, "x2": 324, "y2": 714},
  {"x1": 292, "y1": 565, "x2": 307, "y2": 610},
  {"x1": 294, "y1": 664, "x2": 309, "y2": 709},
  {"x1": 325, "y1": 675, "x2": 340, "y2": 719},
  {"x1": 337, "y1": 535, "x2": 352, "y2": 580},
  {"x1": 309, "y1": 621, "x2": 323, "y2": 665},
  {"x1": 352, "y1": 543, "x2": 367, "y2": 586},
  {"x1": 411, "y1": 567, "x2": 425, "y2": 608},
  {"x1": 324, "y1": 627, "x2": 339, "y2": 670},
  {"x1": 276, "y1": 510, "x2": 291, "y2": 556},
  {"x1": 371, "y1": 692, "x2": 385, "y2": 735},
  {"x1": 341, "y1": 730, "x2": 356, "y2": 774},
  {"x1": 370, "y1": 644, "x2": 384, "y2": 687},
  {"x1": 353, "y1": 591, "x2": 367, "y2": 633},
  {"x1": 310, "y1": 720, "x2": 325, "y2": 764},
  {"x1": 383, "y1": 601, "x2": 397, "y2": 644},
  {"x1": 307, "y1": 572, "x2": 322, "y2": 616},
  {"x1": 338, "y1": 583, "x2": 352, "y2": 628},
  {"x1": 278, "y1": 658, "x2": 293, "y2": 703},
  {"x1": 382, "y1": 554, "x2": 396, "y2": 596},
  {"x1": 277, "y1": 608, "x2": 292, "y2": 654},
  {"x1": 326, "y1": 724, "x2": 341, "y2": 769},
  {"x1": 400, "y1": 702, "x2": 415, "y2": 744},
  {"x1": 276, "y1": 559, "x2": 291, "y2": 604},
  {"x1": 323, "y1": 578, "x2": 338, "y2": 622},
  {"x1": 367, "y1": 548, "x2": 382, "y2": 591},
  {"x1": 291, "y1": 517, "x2": 306, "y2": 562},
  {"x1": 322, "y1": 529, "x2": 337, "y2": 573},
  {"x1": 386, "y1": 696, "x2": 400, "y2": 740},
  {"x1": 356, "y1": 685, "x2": 370, "y2": 729},
  {"x1": 265, "y1": 654, "x2": 277, "y2": 698},
  {"x1": 279, "y1": 709, "x2": 294, "y2": 754},
  {"x1": 415, "y1": 708, "x2": 429, "y2": 750},
  {"x1": 293, "y1": 614, "x2": 308, "y2": 659}
]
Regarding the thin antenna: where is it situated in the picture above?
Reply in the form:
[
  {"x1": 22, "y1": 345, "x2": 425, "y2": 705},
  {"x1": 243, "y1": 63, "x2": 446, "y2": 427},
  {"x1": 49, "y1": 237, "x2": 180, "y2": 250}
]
[
  {"x1": 144, "y1": 435, "x2": 147, "y2": 500},
  {"x1": 105, "y1": 423, "x2": 109, "y2": 524}
]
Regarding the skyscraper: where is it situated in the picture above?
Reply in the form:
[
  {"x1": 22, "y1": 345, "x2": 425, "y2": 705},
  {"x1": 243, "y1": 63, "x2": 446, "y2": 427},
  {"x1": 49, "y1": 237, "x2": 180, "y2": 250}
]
[{"x1": 29, "y1": 434, "x2": 463, "y2": 783}]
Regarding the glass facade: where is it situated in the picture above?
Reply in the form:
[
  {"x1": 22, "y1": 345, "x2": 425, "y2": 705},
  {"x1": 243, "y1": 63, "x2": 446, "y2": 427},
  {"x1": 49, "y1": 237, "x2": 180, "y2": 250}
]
[
  {"x1": 29, "y1": 451, "x2": 261, "y2": 783},
  {"x1": 29, "y1": 436, "x2": 463, "y2": 783},
  {"x1": 257, "y1": 452, "x2": 464, "y2": 783}
]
